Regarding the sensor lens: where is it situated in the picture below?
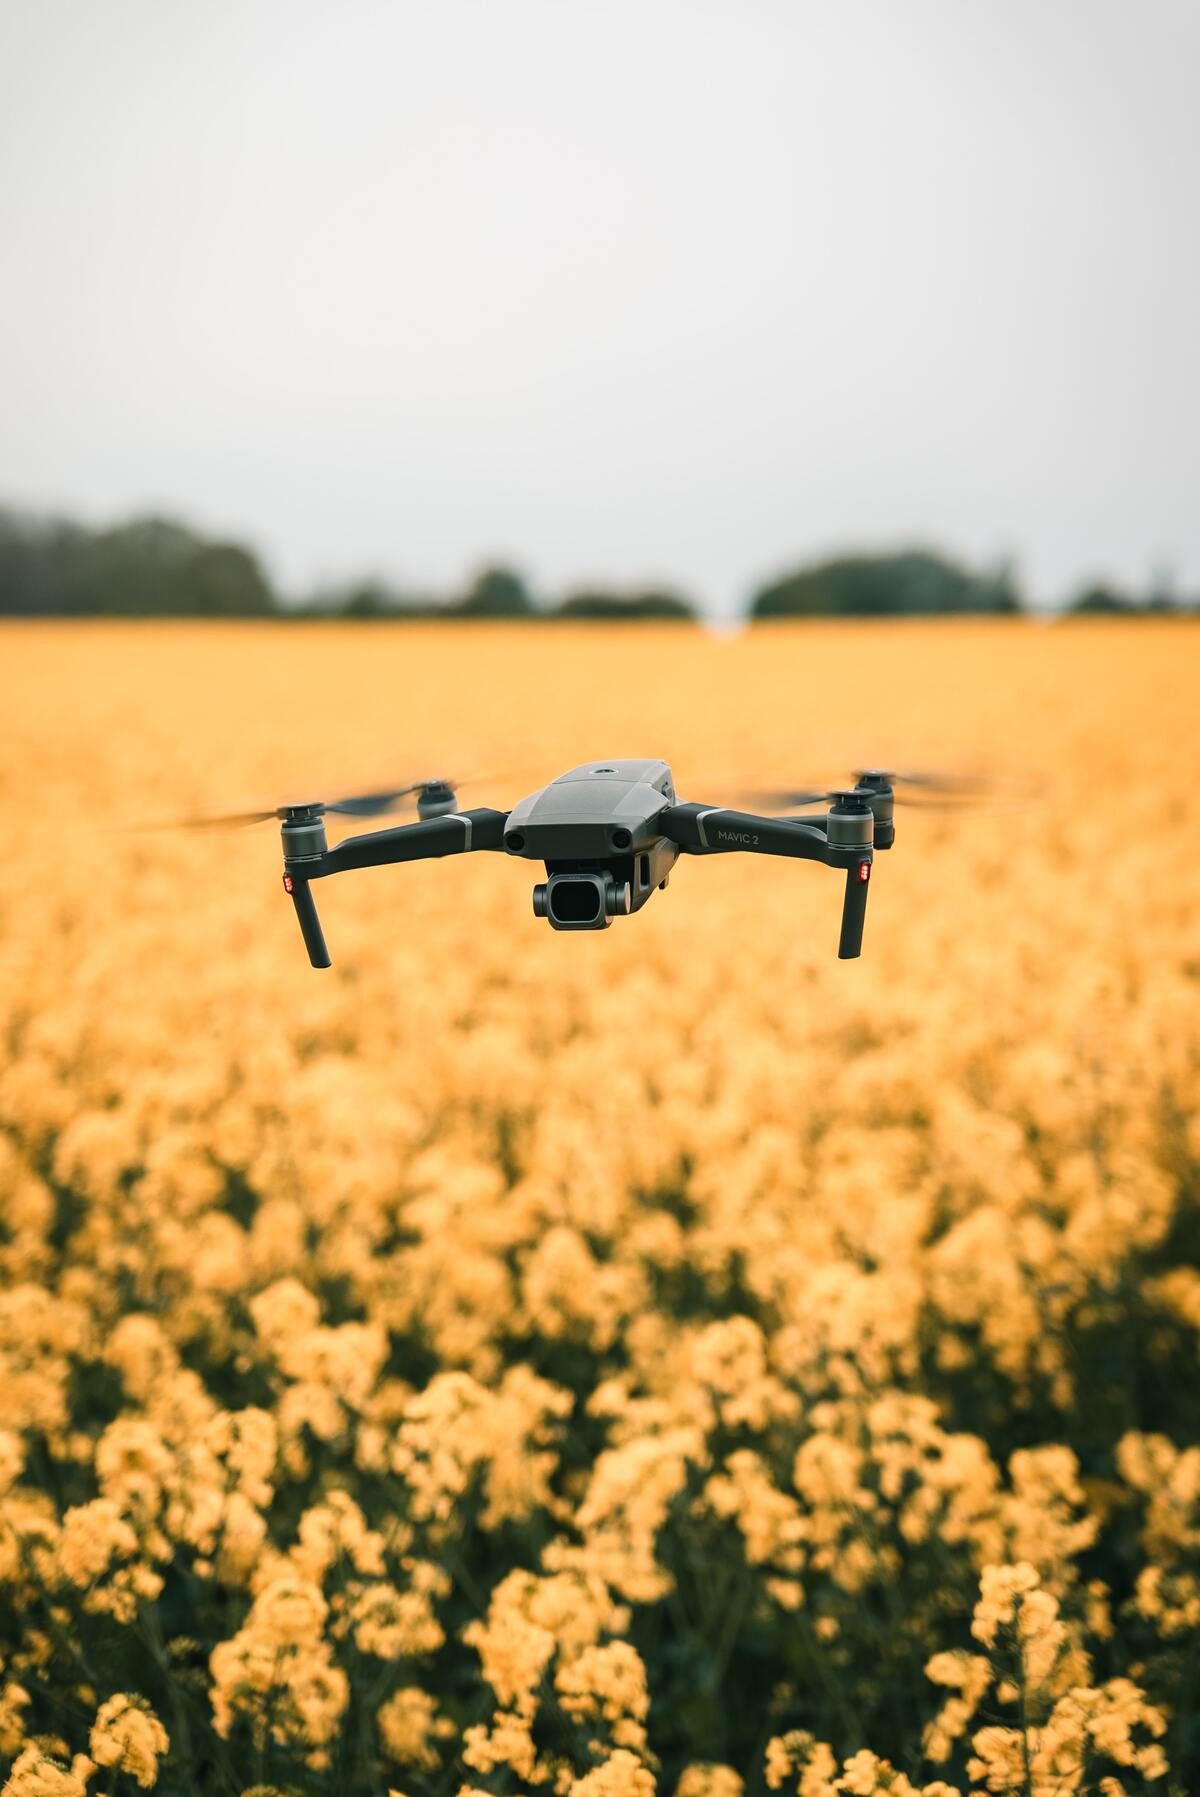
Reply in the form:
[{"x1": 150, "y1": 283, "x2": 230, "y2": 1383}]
[{"x1": 548, "y1": 878, "x2": 603, "y2": 924}]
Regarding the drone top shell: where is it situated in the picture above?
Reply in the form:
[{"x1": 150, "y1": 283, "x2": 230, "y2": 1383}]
[{"x1": 503, "y1": 759, "x2": 676, "y2": 859}]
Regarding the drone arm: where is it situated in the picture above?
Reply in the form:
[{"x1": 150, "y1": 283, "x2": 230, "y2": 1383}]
[
  {"x1": 316, "y1": 807, "x2": 509, "y2": 876},
  {"x1": 658, "y1": 802, "x2": 872, "y2": 960},
  {"x1": 657, "y1": 803, "x2": 831, "y2": 863},
  {"x1": 280, "y1": 808, "x2": 508, "y2": 969}
]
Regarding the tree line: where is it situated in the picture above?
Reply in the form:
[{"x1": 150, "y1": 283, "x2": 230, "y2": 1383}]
[{"x1": 1, "y1": 504, "x2": 1195, "y2": 620}]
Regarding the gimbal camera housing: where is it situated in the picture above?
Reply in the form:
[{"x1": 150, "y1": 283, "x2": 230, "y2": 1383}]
[{"x1": 275, "y1": 760, "x2": 894, "y2": 968}]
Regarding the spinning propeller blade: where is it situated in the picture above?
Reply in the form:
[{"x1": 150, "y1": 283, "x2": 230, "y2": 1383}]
[
  {"x1": 325, "y1": 781, "x2": 448, "y2": 818},
  {"x1": 124, "y1": 777, "x2": 463, "y2": 831},
  {"x1": 745, "y1": 766, "x2": 1010, "y2": 814},
  {"x1": 152, "y1": 806, "x2": 284, "y2": 829},
  {"x1": 118, "y1": 764, "x2": 545, "y2": 834}
]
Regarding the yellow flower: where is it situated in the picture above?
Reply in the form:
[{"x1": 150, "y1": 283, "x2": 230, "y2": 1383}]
[
  {"x1": 0, "y1": 1430, "x2": 25, "y2": 1497},
  {"x1": 555, "y1": 1640, "x2": 649, "y2": 1730},
  {"x1": 89, "y1": 1692, "x2": 170, "y2": 1788},
  {"x1": 0, "y1": 1678, "x2": 31, "y2": 1756},
  {"x1": 58, "y1": 1498, "x2": 139, "y2": 1591},
  {"x1": 2, "y1": 1747, "x2": 90, "y2": 1797},
  {"x1": 674, "y1": 1766, "x2": 743, "y2": 1797},
  {"x1": 391, "y1": 1366, "x2": 572, "y2": 1536},
  {"x1": 210, "y1": 1575, "x2": 348, "y2": 1766},
  {"x1": 567, "y1": 1749, "x2": 656, "y2": 1797},
  {"x1": 249, "y1": 1278, "x2": 321, "y2": 1348},
  {"x1": 349, "y1": 1581, "x2": 444, "y2": 1660},
  {"x1": 763, "y1": 1732, "x2": 838, "y2": 1797},
  {"x1": 378, "y1": 1685, "x2": 449, "y2": 1769}
]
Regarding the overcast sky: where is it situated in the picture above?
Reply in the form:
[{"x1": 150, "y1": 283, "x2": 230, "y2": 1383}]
[{"x1": 1, "y1": 1, "x2": 1196, "y2": 614}]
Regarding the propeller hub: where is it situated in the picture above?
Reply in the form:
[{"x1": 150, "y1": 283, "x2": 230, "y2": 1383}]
[{"x1": 416, "y1": 780, "x2": 459, "y2": 820}]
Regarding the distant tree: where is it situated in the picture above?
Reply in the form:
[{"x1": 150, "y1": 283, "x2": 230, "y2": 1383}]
[
  {"x1": 163, "y1": 542, "x2": 274, "y2": 615},
  {"x1": 299, "y1": 579, "x2": 449, "y2": 619},
  {"x1": 455, "y1": 565, "x2": 534, "y2": 617},
  {"x1": 310, "y1": 581, "x2": 394, "y2": 619},
  {"x1": 83, "y1": 517, "x2": 202, "y2": 613},
  {"x1": 553, "y1": 587, "x2": 697, "y2": 620},
  {"x1": 1067, "y1": 583, "x2": 1136, "y2": 615},
  {"x1": 1143, "y1": 566, "x2": 1181, "y2": 614},
  {"x1": 976, "y1": 558, "x2": 1023, "y2": 615},
  {"x1": 0, "y1": 508, "x2": 115, "y2": 615},
  {"x1": 0, "y1": 507, "x2": 278, "y2": 616},
  {"x1": 0, "y1": 509, "x2": 66, "y2": 614},
  {"x1": 749, "y1": 549, "x2": 1022, "y2": 619},
  {"x1": 329, "y1": 581, "x2": 398, "y2": 619}
]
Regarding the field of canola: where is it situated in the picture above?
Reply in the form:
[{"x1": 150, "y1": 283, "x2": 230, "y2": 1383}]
[{"x1": 1, "y1": 618, "x2": 1199, "y2": 1797}]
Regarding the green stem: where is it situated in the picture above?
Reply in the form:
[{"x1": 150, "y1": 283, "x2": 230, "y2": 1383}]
[{"x1": 1015, "y1": 1612, "x2": 1034, "y2": 1797}]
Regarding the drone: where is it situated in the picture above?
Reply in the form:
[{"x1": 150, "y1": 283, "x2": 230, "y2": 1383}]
[{"x1": 166, "y1": 761, "x2": 983, "y2": 968}]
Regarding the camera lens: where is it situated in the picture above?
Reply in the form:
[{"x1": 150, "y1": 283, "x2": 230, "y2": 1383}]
[{"x1": 548, "y1": 878, "x2": 603, "y2": 924}]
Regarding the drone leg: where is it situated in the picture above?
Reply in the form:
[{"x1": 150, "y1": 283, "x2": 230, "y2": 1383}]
[
  {"x1": 284, "y1": 873, "x2": 332, "y2": 969},
  {"x1": 838, "y1": 858, "x2": 871, "y2": 959}
]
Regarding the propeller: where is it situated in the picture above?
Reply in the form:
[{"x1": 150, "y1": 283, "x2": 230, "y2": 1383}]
[
  {"x1": 747, "y1": 767, "x2": 1001, "y2": 813},
  {"x1": 127, "y1": 777, "x2": 464, "y2": 831}
]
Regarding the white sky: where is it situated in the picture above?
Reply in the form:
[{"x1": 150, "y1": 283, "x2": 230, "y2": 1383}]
[{"x1": 1, "y1": 1, "x2": 1197, "y2": 614}]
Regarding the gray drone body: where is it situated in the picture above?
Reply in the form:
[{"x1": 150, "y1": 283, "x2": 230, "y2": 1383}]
[
  {"x1": 502, "y1": 759, "x2": 681, "y2": 927},
  {"x1": 265, "y1": 755, "x2": 898, "y2": 964},
  {"x1": 159, "y1": 755, "x2": 991, "y2": 966}
]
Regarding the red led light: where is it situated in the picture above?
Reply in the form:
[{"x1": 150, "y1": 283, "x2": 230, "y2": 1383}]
[
  {"x1": 282, "y1": 874, "x2": 294, "y2": 893},
  {"x1": 857, "y1": 862, "x2": 870, "y2": 883}
]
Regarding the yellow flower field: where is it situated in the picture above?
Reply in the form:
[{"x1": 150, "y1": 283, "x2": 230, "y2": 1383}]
[{"x1": 1, "y1": 618, "x2": 1198, "y2": 1797}]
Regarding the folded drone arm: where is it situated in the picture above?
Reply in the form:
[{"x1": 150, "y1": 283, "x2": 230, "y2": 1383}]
[
  {"x1": 657, "y1": 802, "x2": 872, "y2": 959},
  {"x1": 281, "y1": 808, "x2": 509, "y2": 969}
]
